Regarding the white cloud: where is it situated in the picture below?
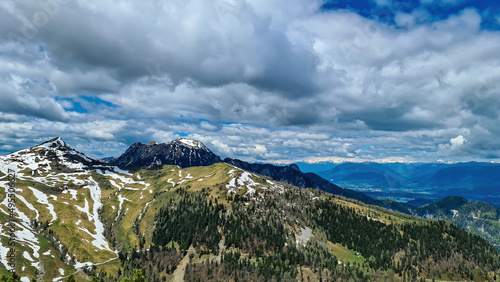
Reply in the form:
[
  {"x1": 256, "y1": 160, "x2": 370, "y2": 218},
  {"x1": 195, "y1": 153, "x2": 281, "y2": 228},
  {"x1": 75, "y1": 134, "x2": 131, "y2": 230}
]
[
  {"x1": 200, "y1": 121, "x2": 218, "y2": 131},
  {"x1": 87, "y1": 130, "x2": 114, "y2": 140},
  {"x1": 450, "y1": 135, "x2": 466, "y2": 149},
  {"x1": 0, "y1": 145, "x2": 13, "y2": 150},
  {"x1": 438, "y1": 135, "x2": 468, "y2": 156},
  {"x1": 210, "y1": 139, "x2": 232, "y2": 156},
  {"x1": 1, "y1": 1, "x2": 500, "y2": 162},
  {"x1": 147, "y1": 129, "x2": 175, "y2": 144},
  {"x1": 254, "y1": 145, "x2": 267, "y2": 156}
]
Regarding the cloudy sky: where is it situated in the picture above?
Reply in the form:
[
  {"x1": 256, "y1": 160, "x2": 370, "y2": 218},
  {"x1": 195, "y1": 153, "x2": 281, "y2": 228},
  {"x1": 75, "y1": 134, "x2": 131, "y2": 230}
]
[{"x1": 0, "y1": 0, "x2": 499, "y2": 163}]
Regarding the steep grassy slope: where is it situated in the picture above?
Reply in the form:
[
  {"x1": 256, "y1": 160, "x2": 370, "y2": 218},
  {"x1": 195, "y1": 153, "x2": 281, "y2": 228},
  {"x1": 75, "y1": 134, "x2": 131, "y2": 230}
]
[{"x1": 0, "y1": 140, "x2": 119, "y2": 281}]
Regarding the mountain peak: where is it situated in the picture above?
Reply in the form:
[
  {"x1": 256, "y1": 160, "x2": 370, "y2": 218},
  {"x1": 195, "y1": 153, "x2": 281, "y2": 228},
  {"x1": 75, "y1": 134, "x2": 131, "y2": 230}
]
[
  {"x1": 37, "y1": 137, "x2": 68, "y2": 149},
  {"x1": 288, "y1": 163, "x2": 301, "y2": 171},
  {"x1": 114, "y1": 138, "x2": 221, "y2": 168},
  {"x1": 1, "y1": 137, "x2": 104, "y2": 173},
  {"x1": 171, "y1": 138, "x2": 206, "y2": 149}
]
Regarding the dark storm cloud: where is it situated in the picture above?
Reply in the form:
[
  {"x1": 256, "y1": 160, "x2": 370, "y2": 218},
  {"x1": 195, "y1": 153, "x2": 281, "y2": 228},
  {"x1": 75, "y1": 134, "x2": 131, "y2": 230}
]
[{"x1": 1, "y1": 0, "x2": 322, "y2": 96}]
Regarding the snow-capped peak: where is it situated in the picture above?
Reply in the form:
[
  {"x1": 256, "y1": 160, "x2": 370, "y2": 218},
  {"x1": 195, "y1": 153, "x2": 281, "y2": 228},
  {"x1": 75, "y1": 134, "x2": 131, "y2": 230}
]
[
  {"x1": 0, "y1": 137, "x2": 105, "y2": 174},
  {"x1": 115, "y1": 138, "x2": 221, "y2": 168},
  {"x1": 37, "y1": 137, "x2": 68, "y2": 149},
  {"x1": 173, "y1": 138, "x2": 205, "y2": 149}
]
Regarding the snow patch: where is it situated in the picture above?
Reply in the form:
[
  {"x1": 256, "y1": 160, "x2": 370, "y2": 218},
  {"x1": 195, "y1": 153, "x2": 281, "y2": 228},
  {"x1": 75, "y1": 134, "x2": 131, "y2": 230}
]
[
  {"x1": 167, "y1": 178, "x2": 175, "y2": 187},
  {"x1": 63, "y1": 189, "x2": 79, "y2": 200},
  {"x1": 177, "y1": 138, "x2": 203, "y2": 149},
  {"x1": 23, "y1": 251, "x2": 33, "y2": 261},
  {"x1": 115, "y1": 194, "x2": 131, "y2": 221},
  {"x1": 28, "y1": 186, "x2": 57, "y2": 223},
  {"x1": 15, "y1": 193, "x2": 39, "y2": 221},
  {"x1": 82, "y1": 177, "x2": 113, "y2": 251},
  {"x1": 109, "y1": 180, "x2": 121, "y2": 190},
  {"x1": 238, "y1": 172, "x2": 258, "y2": 187}
]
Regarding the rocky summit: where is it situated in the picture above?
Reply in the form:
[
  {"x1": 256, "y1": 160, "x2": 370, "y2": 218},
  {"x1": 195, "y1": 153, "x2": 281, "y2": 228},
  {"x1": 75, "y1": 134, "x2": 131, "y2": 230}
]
[{"x1": 113, "y1": 138, "x2": 221, "y2": 169}]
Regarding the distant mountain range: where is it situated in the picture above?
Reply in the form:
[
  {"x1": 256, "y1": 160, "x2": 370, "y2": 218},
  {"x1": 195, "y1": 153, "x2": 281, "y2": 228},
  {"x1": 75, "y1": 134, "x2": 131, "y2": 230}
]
[{"x1": 311, "y1": 162, "x2": 500, "y2": 206}]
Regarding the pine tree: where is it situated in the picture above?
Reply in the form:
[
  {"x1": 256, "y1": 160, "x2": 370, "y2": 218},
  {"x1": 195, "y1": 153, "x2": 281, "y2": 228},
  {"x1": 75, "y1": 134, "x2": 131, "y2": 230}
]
[{"x1": 133, "y1": 269, "x2": 146, "y2": 282}]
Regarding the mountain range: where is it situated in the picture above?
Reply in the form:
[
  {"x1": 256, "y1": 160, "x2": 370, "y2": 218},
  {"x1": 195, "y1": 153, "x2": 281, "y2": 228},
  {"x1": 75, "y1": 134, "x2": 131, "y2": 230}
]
[
  {"x1": 0, "y1": 137, "x2": 499, "y2": 281},
  {"x1": 312, "y1": 161, "x2": 500, "y2": 206}
]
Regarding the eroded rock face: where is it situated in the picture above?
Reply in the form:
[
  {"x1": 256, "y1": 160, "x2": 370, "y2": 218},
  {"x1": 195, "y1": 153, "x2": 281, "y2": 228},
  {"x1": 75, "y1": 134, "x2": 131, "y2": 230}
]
[{"x1": 114, "y1": 138, "x2": 221, "y2": 169}]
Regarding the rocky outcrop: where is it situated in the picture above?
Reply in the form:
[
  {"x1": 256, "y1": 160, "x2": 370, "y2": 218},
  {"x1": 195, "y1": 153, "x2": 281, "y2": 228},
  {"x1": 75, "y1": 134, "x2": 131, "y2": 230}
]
[{"x1": 114, "y1": 138, "x2": 221, "y2": 169}]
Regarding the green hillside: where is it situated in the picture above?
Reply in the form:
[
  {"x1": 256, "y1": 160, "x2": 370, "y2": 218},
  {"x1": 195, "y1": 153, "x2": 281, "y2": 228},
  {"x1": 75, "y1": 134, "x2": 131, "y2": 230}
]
[{"x1": 415, "y1": 196, "x2": 500, "y2": 250}]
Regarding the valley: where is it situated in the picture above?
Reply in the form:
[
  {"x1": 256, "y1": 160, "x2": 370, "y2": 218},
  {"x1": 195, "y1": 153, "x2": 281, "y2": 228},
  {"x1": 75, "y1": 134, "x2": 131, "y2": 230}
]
[{"x1": 303, "y1": 162, "x2": 500, "y2": 206}]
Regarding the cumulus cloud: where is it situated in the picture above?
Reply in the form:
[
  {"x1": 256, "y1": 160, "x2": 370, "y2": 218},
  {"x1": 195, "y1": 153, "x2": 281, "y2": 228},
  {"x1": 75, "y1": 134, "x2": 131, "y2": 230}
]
[
  {"x1": 210, "y1": 139, "x2": 232, "y2": 157},
  {"x1": 83, "y1": 121, "x2": 127, "y2": 140},
  {"x1": 438, "y1": 135, "x2": 467, "y2": 156},
  {"x1": 450, "y1": 135, "x2": 466, "y2": 148}
]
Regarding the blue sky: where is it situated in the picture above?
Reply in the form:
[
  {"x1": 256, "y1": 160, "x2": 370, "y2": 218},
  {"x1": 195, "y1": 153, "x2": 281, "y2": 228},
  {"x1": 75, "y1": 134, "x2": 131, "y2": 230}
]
[
  {"x1": 0, "y1": 0, "x2": 500, "y2": 163},
  {"x1": 322, "y1": 0, "x2": 499, "y2": 19}
]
